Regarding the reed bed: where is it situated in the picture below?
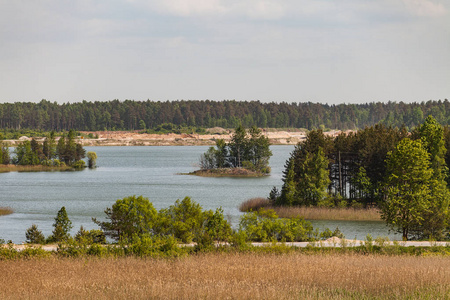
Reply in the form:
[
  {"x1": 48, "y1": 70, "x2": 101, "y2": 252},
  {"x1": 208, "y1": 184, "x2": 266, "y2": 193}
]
[
  {"x1": 273, "y1": 206, "x2": 382, "y2": 221},
  {"x1": 0, "y1": 253, "x2": 448, "y2": 299},
  {"x1": 0, "y1": 165, "x2": 72, "y2": 173},
  {"x1": 239, "y1": 198, "x2": 382, "y2": 221},
  {"x1": 0, "y1": 207, "x2": 13, "y2": 216}
]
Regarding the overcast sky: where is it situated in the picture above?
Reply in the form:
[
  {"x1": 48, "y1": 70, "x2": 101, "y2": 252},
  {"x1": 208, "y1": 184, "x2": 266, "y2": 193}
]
[{"x1": 0, "y1": 0, "x2": 449, "y2": 104}]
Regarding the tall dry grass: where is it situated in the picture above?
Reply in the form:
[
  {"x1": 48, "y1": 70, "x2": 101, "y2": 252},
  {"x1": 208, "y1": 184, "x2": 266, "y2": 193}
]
[
  {"x1": 239, "y1": 198, "x2": 381, "y2": 221},
  {"x1": 0, "y1": 253, "x2": 448, "y2": 299},
  {"x1": 273, "y1": 206, "x2": 381, "y2": 221},
  {"x1": 0, "y1": 207, "x2": 13, "y2": 216},
  {"x1": 0, "y1": 165, "x2": 72, "y2": 173}
]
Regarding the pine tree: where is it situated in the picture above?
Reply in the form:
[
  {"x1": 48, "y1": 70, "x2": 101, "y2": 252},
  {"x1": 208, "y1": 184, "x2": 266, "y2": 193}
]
[{"x1": 52, "y1": 206, "x2": 73, "y2": 242}]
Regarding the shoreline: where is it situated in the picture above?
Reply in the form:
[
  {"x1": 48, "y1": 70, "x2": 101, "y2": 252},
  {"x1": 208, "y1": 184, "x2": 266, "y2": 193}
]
[{"x1": 2, "y1": 129, "x2": 350, "y2": 147}]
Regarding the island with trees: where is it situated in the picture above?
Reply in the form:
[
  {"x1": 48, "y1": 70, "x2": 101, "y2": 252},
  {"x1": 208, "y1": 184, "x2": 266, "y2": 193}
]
[
  {"x1": 190, "y1": 125, "x2": 272, "y2": 177},
  {"x1": 0, "y1": 129, "x2": 97, "y2": 172}
]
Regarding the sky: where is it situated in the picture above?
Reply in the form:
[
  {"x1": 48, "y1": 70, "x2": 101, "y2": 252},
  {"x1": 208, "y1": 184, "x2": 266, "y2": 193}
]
[{"x1": 0, "y1": 0, "x2": 449, "y2": 104}]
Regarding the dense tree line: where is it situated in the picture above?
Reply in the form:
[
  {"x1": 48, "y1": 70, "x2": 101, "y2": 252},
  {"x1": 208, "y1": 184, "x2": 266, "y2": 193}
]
[
  {"x1": 1, "y1": 99, "x2": 450, "y2": 132},
  {"x1": 275, "y1": 116, "x2": 450, "y2": 240}
]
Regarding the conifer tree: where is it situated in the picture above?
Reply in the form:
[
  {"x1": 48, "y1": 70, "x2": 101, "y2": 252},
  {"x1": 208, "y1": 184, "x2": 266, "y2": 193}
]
[{"x1": 52, "y1": 206, "x2": 73, "y2": 242}]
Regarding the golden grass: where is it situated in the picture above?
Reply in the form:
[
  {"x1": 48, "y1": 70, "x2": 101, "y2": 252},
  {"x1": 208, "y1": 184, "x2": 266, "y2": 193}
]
[
  {"x1": 239, "y1": 198, "x2": 382, "y2": 221},
  {"x1": 0, "y1": 253, "x2": 448, "y2": 299},
  {"x1": 0, "y1": 207, "x2": 13, "y2": 216},
  {"x1": 239, "y1": 197, "x2": 273, "y2": 211},
  {"x1": 0, "y1": 165, "x2": 73, "y2": 173},
  {"x1": 273, "y1": 206, "x2": 382, "y2": 221}
]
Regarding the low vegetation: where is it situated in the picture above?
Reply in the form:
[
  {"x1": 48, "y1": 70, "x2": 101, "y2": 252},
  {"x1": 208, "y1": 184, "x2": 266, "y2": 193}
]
[
  {"x1": 0, "y1": 164, "x2": 73, "y2": 173},
  {"x1": 0, "y1": 207, "x2": 13, "y2": 216},
  {"x1": 189, "y1": 168, "x2": 268, "y2": 177},
  {"x1": 0, "y1": 253, "x2": 449, "y2": 299},
  {"x1": 239, "y1": 198, "x2": 382, "y2": 221}
]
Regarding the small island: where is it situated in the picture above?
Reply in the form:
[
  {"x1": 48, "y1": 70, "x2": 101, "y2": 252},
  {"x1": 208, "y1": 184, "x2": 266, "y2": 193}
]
[
  {"x1": 189, "y1": 125, "x2": 272, "y2": 177},
  {"x1": 0, "y1": 130, "x2": 97, "y2": 172}
]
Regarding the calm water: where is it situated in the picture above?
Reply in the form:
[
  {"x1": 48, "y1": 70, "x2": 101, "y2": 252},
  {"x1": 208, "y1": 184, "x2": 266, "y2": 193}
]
[{"x1": 0, "y1": 146, "x2": 398, "y2": 243}]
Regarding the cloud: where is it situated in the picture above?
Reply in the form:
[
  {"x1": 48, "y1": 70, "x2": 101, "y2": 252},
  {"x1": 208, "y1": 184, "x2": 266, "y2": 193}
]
[
  {"x1": 402, "y1": 0, "x2": 447, "y2": 16},
  {"x1": 127, "y1": 0, "x2": 286, "y2": 20}
]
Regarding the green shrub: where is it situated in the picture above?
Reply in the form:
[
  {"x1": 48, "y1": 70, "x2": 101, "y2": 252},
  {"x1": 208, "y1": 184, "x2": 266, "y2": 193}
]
[
  {"x1": 158, "y1": 197, "x2": 206, "y2": 243},
  {"x1": 93, "y1": 195, "x2": 158, "y2": 241},
  {"x1": 238, "y1": 209, "x2": 313, "y2": 242},
  {"x1": 72, "y1": 160, "x2": 86, "y2": 169},
  {"x1": 75, "y1": 226, "x2": 106, "y2": 244}
]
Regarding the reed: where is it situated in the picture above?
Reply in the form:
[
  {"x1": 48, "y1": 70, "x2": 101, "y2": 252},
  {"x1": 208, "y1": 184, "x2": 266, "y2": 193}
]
[
  {"x1": 273, "y1": 206, "x2": 382, "y2": 221},
  {"x1": 0, "y1": 165, "x2": 73, "y2": 173},
  {"x1": 238, "y1": 197, "x2": 273, "y2": 211},
  {"x1": 0, "y1": 207, "x2": 13, "y2": 216},
  {"x1": 239, "y1": 198, "x2": 382, "y2": 221},
  {"x1": 0, "y1": 253, "x2": 448, "y2": 299}
]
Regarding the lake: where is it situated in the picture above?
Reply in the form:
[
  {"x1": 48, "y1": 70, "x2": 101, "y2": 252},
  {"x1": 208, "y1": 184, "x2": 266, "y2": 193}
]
[{"x1": 0, "y1": 145, "x2": 398, "y2": 243}]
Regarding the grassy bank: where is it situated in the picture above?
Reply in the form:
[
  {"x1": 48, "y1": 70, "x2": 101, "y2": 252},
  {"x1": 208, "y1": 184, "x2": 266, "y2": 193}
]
[
  {"x1": 0, "y1": 165, "x2": 74, "y2": 173},
  {"x1": 0, "y1": 207, "x2": 13, "y2": 216},
  {"x1": 239, "y1": 198, "x2": 382, "y2": 221},
  {"x1": 0, "y1": 253, "x2": 448, "y2": 299}
]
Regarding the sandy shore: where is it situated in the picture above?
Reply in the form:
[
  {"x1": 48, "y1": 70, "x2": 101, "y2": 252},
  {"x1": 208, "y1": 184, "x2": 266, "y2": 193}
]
[
  {"x1": 8, "y1": 239, "x2": 448, "y2": 252},
  {"x1": 4, "y1": 129, "x2": 353, "y2": 146}
]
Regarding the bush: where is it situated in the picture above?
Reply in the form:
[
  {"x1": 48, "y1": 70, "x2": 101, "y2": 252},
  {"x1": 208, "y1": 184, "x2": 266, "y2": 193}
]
[
  {"x1": 93, "y1": 195, "x2": 158, "y2": 241},
  {"x1": 158, "y1": 197, "x2": 207, "y2": 243},
  {"x1": 238, "y1": 209, "x2": 314, "y2": 242},
  {"x1": 72, "y1": 160, "x2": 86, "y2": 169},
  {"x1": 87, "y1": 151, "x2": 97, "y2": 168},
  {"x1": 75, "y1": 226, "x2": 106, "y2": 244},
  {"x1": 25, "y1": 224, "x2": 45, "y2": 244}
]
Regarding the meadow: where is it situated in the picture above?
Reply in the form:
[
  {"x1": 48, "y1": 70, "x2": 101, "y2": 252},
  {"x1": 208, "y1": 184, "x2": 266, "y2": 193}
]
[{"x1": 0, "y1": 252, "x2": 448, "y2": 299}]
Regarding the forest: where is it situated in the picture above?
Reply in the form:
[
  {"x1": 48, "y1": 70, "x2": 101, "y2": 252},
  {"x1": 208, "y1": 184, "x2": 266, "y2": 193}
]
[
  {"x1": 274, "y1": 116, "x2": 450, "y2": 240},
  {"x1": 0, "y1": 99, "x2": 450, "y2": 132}
]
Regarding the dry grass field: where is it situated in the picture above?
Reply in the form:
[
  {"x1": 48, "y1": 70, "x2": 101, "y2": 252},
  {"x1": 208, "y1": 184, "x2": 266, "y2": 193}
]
[
  {"x1": 0, "y1": 252, "x2": 448, "y2": 299},
  {"x1": 239, "y1": 198, "x2": 382, "y2": 221}
]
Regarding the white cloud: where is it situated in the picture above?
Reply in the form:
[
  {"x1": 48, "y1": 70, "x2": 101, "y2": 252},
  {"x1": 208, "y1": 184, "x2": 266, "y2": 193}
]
[
  {"x1": 402, "y1": 0, "x2": 447, "y2": 16},
  {"x1": 127, "y1": 0, "x2": 286, "y2": 19}
]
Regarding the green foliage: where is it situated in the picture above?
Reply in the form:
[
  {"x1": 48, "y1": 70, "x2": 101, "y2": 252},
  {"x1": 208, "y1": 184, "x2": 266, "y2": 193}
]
[
  {"x1": 92, "y1": 195, "x2": 158, "y2": 241},
  {"x1": 51, "y1": 206, "x2": 73, "y2": 242},
  {"x1": 238, "y1": 209, "x2": 314, "y2": 242},
  {"x1": 2, "y1": 99, "x2": 450, "y2": 133},
  {"x1": 9, "y1": 130, "x2": 86, "y2": 168},
  {"x1": 87, "y1": 151, "x2": 97, "y2": 168},
  {"x1": 278, "y1": 158, "x2": 296, "y2": 205},
  {"x1": 25, "y1": 224, "x2": 45, "y2": 244},
  {"x1": 158, "y1": 197, "x2": 205, "y2": 243},
  {"x1": 0, "y1": 142, "x2": 10, "y2": 164},
  {"x1": 199, "y1": 125, "x2": 272, "y2": 173},
  {"x1": 381, "y1": 138, "x2": 434, "y2": 240},
  {"x1": 296, "y1": 147, "x2": 330, "y2": 206},
  {"x1": 75, "y1": 226, "x2": 106, "y2": 244},
  {"x1": 72, "y1": 160, "x2": 86, "y2": 169}
]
